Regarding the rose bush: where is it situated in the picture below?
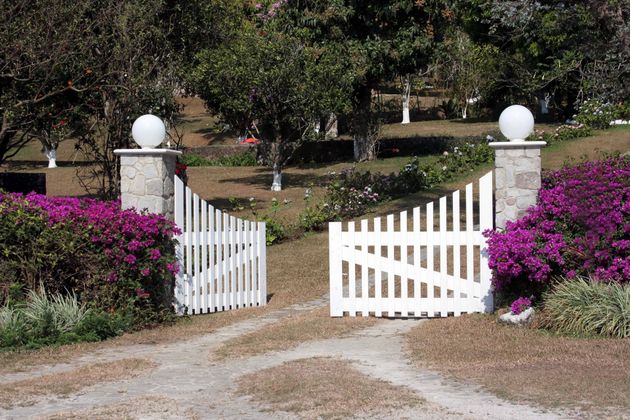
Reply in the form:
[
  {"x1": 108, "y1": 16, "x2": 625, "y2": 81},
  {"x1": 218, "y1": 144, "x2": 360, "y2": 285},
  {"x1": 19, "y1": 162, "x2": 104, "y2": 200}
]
[{"x1": 484, "y1": 156, "x2": 629, "y2": 301}]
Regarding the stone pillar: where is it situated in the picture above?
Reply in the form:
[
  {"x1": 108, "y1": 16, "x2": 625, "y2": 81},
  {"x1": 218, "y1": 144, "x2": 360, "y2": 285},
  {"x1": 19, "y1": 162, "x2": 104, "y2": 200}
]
[
  {"x1": 488, "y1": 141, "x2": 546, "y2": 230},
  {"x1": 114, "y1": 149, "x2": 182, "y2": 220}
]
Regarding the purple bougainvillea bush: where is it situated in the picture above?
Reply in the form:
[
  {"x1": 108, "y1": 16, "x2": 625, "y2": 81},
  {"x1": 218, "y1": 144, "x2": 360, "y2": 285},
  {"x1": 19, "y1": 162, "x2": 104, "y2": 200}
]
[
  {"x1": 484, "y1": 156, "x2": 629, "y2": 299},
  {"x1": 0, "y1": 192, "x2": 179, "y2": 321}
]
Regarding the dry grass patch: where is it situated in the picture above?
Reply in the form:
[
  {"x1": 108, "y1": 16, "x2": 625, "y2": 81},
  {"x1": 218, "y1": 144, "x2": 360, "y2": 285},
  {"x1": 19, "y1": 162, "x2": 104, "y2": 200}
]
[
  {"x1": 405, "y1": 314, "x2": 630, "y2": 412},
  {"x1": 41, "y1": 395, "x2": 199, "y2": 420},
  {"x1": 0, "y1": 358, "x2": 156, "y2": 409},
  {"x1": 236, "y1": 357, "x2": 425, "y2": 419},
  {"x1": 0, "y1": 306, "x2": 265, "y2": 376},
  {"x1": 212, "y1": 307, "x2": 377, "y2": 360}
]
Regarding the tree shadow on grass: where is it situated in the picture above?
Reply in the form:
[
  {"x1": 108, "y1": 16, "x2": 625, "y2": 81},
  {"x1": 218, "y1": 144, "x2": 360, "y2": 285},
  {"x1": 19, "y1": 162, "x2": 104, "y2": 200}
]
[{"x1": 218, "y1": 171, "x2": 330, "y2": 189}]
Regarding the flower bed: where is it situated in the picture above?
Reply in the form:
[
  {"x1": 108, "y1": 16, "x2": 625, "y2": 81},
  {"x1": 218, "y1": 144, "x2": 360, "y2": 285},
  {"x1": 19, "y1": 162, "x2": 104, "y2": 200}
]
[
  {"x1": 302, "y1": 139, "x2": 495, "y2": 226},
  {"x1": 484, "y1": 156, "x2": 629, "y2": 301}
]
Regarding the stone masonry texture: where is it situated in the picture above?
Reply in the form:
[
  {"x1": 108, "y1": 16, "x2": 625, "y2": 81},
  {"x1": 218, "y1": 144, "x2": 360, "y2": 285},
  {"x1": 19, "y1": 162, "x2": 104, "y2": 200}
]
[
  {"x1": 491, "y1": 142, "x2": 545, "y2": 230},
  {"x1": 118, "y1": 151, "x2": 179, "y2": 220}
]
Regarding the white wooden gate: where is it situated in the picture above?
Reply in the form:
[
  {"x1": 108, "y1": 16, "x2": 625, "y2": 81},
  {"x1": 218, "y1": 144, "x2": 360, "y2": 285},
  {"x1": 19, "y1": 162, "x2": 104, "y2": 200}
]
[
  {"x1": 329, "y1": 171, "x2": 493, "y2": 318},
  {"x1": 174, "y1": 175, "x2": 267, "y2": 315}
]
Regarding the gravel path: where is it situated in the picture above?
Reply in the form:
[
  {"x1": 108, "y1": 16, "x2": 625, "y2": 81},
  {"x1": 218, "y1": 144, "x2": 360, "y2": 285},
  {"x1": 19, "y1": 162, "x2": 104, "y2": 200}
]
[{"x1": 1, "y1": 297, "x2": 568, "y2": 420}]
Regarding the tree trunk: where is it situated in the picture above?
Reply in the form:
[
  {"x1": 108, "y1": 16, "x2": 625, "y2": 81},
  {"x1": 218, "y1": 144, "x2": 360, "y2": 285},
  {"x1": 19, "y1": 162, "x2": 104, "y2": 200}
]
[
  {"x1": 401, "y1": 75, "x2": 411, "y2": 124},
  {"x1": 462, "y1": 102, "x2": 468, "y2": 120},
  {"x1": 45, "y1": 146, "x2": 58, "y2": 168},
  {"x1": 539, "y1": 93, "x2": 550, "y2": 115},
  {"x1": 271, "y1": 164, "x2": 282, "y2": 191},
  {"x1": 325, "y1": 114, "x2": 338, "y2": 139},
  {"x1": 352, "y1": 85, "x2": 376, "y2": 162}
]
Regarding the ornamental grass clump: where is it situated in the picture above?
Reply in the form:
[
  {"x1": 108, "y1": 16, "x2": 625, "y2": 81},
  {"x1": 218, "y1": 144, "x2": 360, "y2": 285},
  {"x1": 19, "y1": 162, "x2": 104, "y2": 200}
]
[
  {"x1": 0, "y1": 191, "x2": 180, "y2": 326},
  {"x1": 484, "y1": 156, "x2": 629, "y2": 301},
  {"x1": 539, "y1": 276, "x2": 630, "y2": 338}
]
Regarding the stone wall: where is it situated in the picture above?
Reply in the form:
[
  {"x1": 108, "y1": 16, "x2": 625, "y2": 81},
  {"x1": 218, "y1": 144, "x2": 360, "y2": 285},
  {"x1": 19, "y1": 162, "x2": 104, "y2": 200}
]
[{"x1": 490, "y1": 141, "x2": 546, "y2": 230}]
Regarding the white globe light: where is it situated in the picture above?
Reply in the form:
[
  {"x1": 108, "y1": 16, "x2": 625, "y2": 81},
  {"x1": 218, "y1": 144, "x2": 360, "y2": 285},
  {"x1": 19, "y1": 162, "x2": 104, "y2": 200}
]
[
  {"x1": 498, "y1": 105, "x2": 535, "y2": 142},
  {"x1": 132, "y1": 114, "x2": 166, "y2": 149}
]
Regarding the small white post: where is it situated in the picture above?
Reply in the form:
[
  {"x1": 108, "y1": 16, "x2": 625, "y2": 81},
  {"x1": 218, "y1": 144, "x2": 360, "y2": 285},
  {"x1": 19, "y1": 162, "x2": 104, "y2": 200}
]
[{"x1": 329, "y1": 222, "x2": 343, "y2": 317}]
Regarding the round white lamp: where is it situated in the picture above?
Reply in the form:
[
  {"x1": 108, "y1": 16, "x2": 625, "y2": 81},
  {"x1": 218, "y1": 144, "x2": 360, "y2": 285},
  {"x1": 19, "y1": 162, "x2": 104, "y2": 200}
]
[
  {"x1": 132, "y1": 114, "x2": 166, "y2": 149},
  {"x1": 498, "y1": 105, "x2": 534, "y2": 142}
]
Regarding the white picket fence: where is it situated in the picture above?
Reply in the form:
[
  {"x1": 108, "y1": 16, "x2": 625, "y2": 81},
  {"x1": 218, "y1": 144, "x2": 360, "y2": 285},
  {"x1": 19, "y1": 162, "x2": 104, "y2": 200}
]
[
  {"x1": 174, "y1": 175, "x2": 267, "y2": 315},
  {"x1": 329, "y1": 171, "x2": 494, "y2": 318}
]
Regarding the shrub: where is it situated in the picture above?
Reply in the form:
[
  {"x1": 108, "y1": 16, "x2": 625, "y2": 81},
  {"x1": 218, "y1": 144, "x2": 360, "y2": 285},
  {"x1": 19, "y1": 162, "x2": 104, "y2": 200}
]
[
  {"x1": 575, "y1": 99, "x2": 630, "y2": 129},
  {"x1": 181, "y1": 152, "x2": 257, "y2": 167},
  {"x1": 484, "y1": 156, "x2": 629, "y2": 301},
  {"x1": 0, "y1": 288, "x2": 128, "y2": 349},
  {"x1": 539, "y1": 276, "x2": 630, "y2": 338},
  {"x1": 180, "y1": 153, "x2": 212, "y2": 167},
  {"x1": 317, "y1": 139, "x2": 494, "y2": 221},
  {"x1": 529, "y1": 124, "x2": 592, "y2": 145},
  {"x1": 0, "y1": 192, "x2": 179, "y2": 325},
  {"x1": 510, "y1": 296, "x2": 532, "y2": 315},
  {"x1": 261, "y1": 215, "x2": 287, "y2": 246}
]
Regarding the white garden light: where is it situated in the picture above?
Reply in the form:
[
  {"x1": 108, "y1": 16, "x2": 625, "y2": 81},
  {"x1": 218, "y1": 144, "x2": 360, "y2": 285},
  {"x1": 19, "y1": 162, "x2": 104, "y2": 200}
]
[
  {"x1": 132, "y1": 114, "x2": 166, "y2": 149},
  {"x1": 498, "y1": 105, "x2": 535, "y2": 142}
]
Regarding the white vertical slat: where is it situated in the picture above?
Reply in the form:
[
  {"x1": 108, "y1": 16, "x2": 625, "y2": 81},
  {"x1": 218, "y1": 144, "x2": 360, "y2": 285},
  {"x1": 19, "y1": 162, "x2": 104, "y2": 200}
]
[
  {"x1": 412, "y1": 207, "x2": 421, "y2": 317},
  {"x1": 230, "y1": 216, "x2": 237, "y2": 309},
  {"x1": 452, "y1": 190, "x2": 461, "y2": 316},
  {"x1": 373, "y1": 217, "x2": 382, "y2": 317},
  {"x1": 173, "y1": 175, "x2": 185, "y2": 314},
  {"x1": 237, "y1": 218, "x2": 244, "y2": 308},
  {"x1": 215, "y1": 210, "x2": 224, "y2": 311},
  {"x1": 185, "y1": 186, "x2": 193, "y2": 311},
  {"x1": 466, "y1": 182, "x2": 474, "y2": 313},
  {"x1": 250, "y1": 221, "x2": 257, "y2": 306},
  {"x1": 400, "y1": 211, "x2": 409, "y2": 318},
  {"x1": 222, "y1": 213, "x2": 229, "y2": 308},
  {"x1": 347, "y1": 221, "x2": 356, "y2": 317},
  {"x1": 329, "y1": 222, "x2": 343, "y2": 316},
  {"x1": 426, "y1": 202, "x2": 434, "y2": 317},
  {"x1": 439, "y1": 196, "x2": 448, "y2": 317},
  {"x1": 244, "y1": 220, "x2": 251, "y2": 307},
  {"x1": 200, "y1": 198, "x2": 208, "y2": 313},
  {"x1": 479, "y1": 171, "x2": 494, "y2": 313},
  {"x1": 360, "y1": 219, "x2": 369, "y2": 317},
  {"x1": 386, "y1": 214, "x2": 395, "y2": 317},
  {"x1": 208, "y1": 204, "x2": 216, "y2": 313},
  {"x1": 258, "y1": 221, "x2": 267, "y2": 306},
  {"x1": 193, "y1": 194, "x2": 201, "y2": 313},
  {"x1": 251, "y1": 220, "x2": 259, "y2": 306}
]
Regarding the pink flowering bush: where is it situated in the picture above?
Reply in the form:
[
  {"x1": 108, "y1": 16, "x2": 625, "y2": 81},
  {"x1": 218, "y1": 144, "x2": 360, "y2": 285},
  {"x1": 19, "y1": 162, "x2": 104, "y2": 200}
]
[
  {"x1": 510, "y1": 297, "x2": 532, "y2": 315},
  {"x1": 484, "y1": 156, "x2": 629, "y2": 301},
  {"x1": 0, "y1": 192, "x2": 179, "y2": 323}
]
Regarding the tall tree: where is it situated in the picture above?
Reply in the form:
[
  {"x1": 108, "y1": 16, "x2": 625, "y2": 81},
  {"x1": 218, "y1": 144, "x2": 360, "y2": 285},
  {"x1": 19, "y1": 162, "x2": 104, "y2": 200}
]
[
  {"x1": 278, "y1": 0, "x2": 450, "y2": 161},
  {"x1": 467, "y1": 0, "x2": 629, "y2": 114},
  {"x1": 442, "y1": 29, "x2": 503, "y2": 119},
  {"x1": 0, "y1": 0, "x2": 99, "y2": 165},
  {"x1": 190, "y1": 20, "x2": 354, "y2": 190}
]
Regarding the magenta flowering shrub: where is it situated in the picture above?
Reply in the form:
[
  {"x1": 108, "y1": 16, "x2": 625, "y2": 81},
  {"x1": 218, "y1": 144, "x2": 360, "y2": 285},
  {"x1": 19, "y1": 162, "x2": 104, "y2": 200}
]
[
  {"x1": 0, "y1": 192, "x2": 179, "y2": 321},
  {"x1": 484, "y1": 156, "x2": 629, "y2": 299},
  {"x1": 510, "y1": 297, "x2": 532, "y2": 315}
]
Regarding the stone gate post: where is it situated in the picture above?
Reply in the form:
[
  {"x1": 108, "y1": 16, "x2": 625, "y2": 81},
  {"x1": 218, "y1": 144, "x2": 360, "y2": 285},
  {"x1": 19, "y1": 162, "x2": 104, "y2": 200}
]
[
  {"x1": 114, "y1": 149, "x2": 181, "y2": 220},
  {"x1": 489, "y1": 141, "x2": 546, "y2": 230},
  {"x1": 114, "y1": 114, "x2": 181, "y2": 221}
]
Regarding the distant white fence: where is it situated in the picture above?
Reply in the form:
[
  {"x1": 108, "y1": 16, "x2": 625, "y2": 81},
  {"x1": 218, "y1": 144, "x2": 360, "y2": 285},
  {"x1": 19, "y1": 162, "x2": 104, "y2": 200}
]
[
  {"x1": 174, "y1": 175, "x2": 267, "y2": 314},
  {"x1": 329, "y1": 171, "x2": 494, "y2": 318}
]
